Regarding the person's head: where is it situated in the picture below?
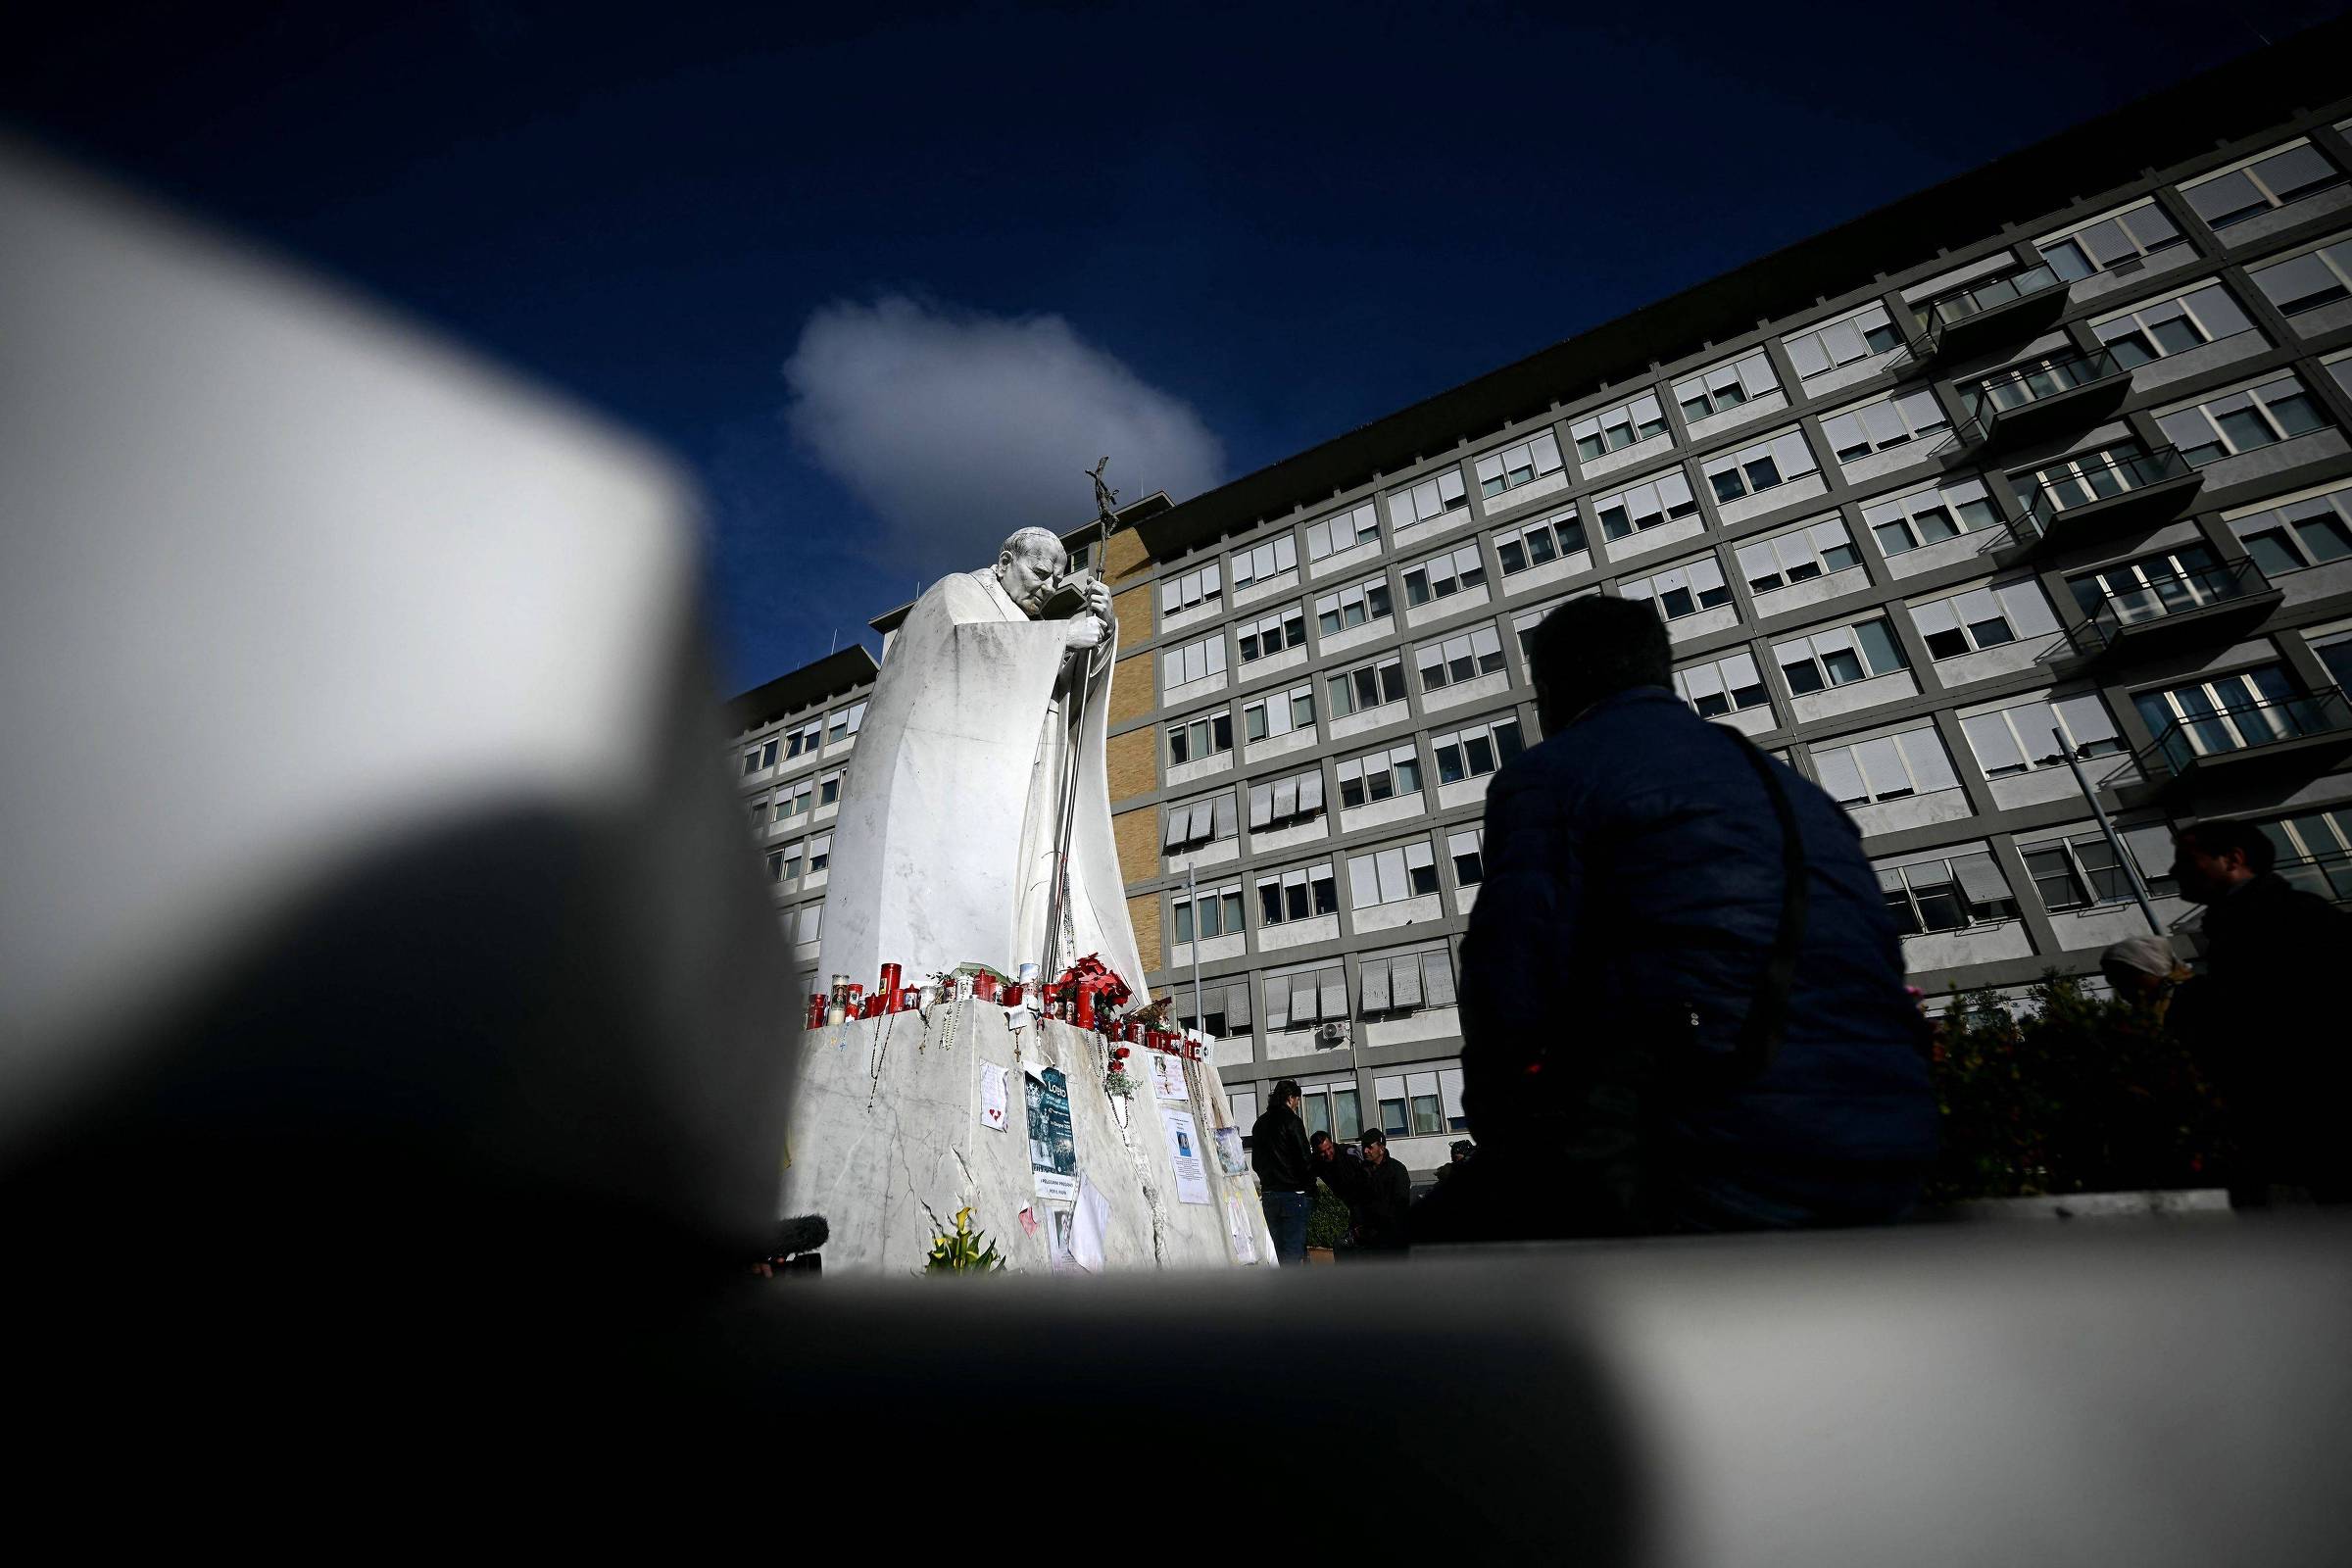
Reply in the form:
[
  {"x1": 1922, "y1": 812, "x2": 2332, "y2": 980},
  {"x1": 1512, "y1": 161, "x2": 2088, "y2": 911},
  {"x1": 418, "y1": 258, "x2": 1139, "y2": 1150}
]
[
  {"x1": 1359, "y1": 1126, "x2": 1388, "y2": 1164},
  {"x1": 2170, "y1": 818, "x2": 2275, "y2": 905},
  {"x1": 1309, "y1": 1129, "x2": 1332, "y2": 1153},
  {"x1": 994, "y1": 527, "x2": 1068, "y2": 618},
  {"x1": 1526, "y1": 596, "x2": 1672, "y2": 734},
  {"x1": 2099, "y1": 934, "x2": 2180, "y2": 999},
  {"x1": 1449, "y1": 1140, "x2": 1474, "y2": 1164},
  {"x1": 1272, "y1": 1078, "x2": 1302, "y2": 1114}
]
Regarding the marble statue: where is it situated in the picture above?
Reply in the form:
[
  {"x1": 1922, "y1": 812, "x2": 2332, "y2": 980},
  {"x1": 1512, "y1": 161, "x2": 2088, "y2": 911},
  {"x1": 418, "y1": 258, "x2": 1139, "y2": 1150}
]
[{"x1": 816, "y1": 527, "x2": 1147, "y2": 997}]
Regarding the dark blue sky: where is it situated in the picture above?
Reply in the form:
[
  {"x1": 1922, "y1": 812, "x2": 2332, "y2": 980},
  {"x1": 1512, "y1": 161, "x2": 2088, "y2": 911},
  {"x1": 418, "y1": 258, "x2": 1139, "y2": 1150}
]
[{"x1": 9, "y1": 1, "x2": 2346, "y2": 693}]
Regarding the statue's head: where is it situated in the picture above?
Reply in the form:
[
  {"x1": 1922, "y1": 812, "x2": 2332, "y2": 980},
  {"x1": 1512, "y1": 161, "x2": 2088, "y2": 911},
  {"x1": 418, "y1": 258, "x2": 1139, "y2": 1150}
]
[{"x1": 994, "y1": 527, "x2": 1068, "y2": 618}]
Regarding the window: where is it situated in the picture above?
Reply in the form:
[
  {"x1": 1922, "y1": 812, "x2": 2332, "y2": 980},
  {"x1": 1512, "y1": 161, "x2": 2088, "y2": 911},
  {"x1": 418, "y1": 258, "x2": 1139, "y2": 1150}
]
[
  {"x1": 1230, "y1": 534, "x2": 1299, "y2": 591},
  {"x1": 2090, "y1": 281, "x2": 2256, "y2": 367},
  {"x1": 1621, "y1": 557, "x2": 1733, "y2": 622},
  {"x1": 1822, "y1": 389, "x2": 1950, "y2": 464},
  {"x1": 1291, "y1": 1079, "x2": 1356, "y2": 1141},
  {"x1": 1337, "y1": 744, "x2": 1423, "y2": 808},
  {"x1": 2155, "y1": 375, "x2": 2330, "y2": 466},
  {"x1": 1774, "y1": 618, "x2": 1907, "y2": 694},
  {"x1": 1416, "y1": 625, "x2": 1507, "y2": 690},
  {"x1": 2257, "y1": 806, "x2": 2352, "y2": 902},
  {"x1": 1160, "y1": 633, "x2": 1228, "y2": 688},
  {"x1": 1373, "y1": 1066, "x2": 1465, "y2": 1135},
  {"x1": 1163, "y1": 790, "x2": 1240, "y2": 852},
  {"x1": 1238, "y1": 606, "x2": 1309, "y2": 662},
  {"x1": 2018, "y1": 439, "x2": 2170, "y2": 515},
  {"x1": 2250, "y1": 236, "x2": 2352, "y2": 317},
  {"x1": 1242, "y1": 683, "x2": 1317, "y2": 742},
  {"x1": 744, "y1": 736, "x2": 779, "y2": 774},
  {"x1": 2065, "y1": 543, "x2": 2227, "y2": 624},
  {"x1": 1448, "y1": 827, "x2": 1485, "y2": 887},
  {"x1": 1166, "y1": 708, "x2": 1235, "y2": 765},
  {"x1": 2230, "y1": 482, "x2": 2352, "y2": 575},
  {"x1": 805, "y1": 833, "x2": 832, "y2": 874},
  {"x1": 1359, "y1": 947, "x2": 1459, "y2": 1017},
  {"x1": 1911, "y1": 581, "x2": 2061, "y2": 660},
  {"x1": 1348, "y1": 840, "x2": 1441, "y2": 907},
  {"x1": 773, "y1": 778, "x2": 814, "y2": 822},
  {"x1": 1674, "y1": 651, "x2": 1772, "y2": 719},
  {"x1": 1782, "y1": 302, "x2": 1905, "y2": 381},
  {"x1": 2037, "y1": 198, "x2": 2185, "y2": 281},
  {"x1": 1570, "y1": 395, "x2": 1668, "y2": 462},
  {"x1": 1810, "y1": 723, "x2": 1960, "y2": 807},
  {"x1": 1493, "y1": 511, "x2": 1586, "y2": 575},
  {"x1": 1592, "y1": 469, "x2": 1700, "y2": 541},
  {"x1": 1303, "y1": 503, "x2": 1379, "y2": 562},
  {"x1": 1159, "y1": 563, "x2": 1223, "y2": 616},
  {"x1": 2180, "y1": 139, "x2": 2345, "y2": 230},
  {"x1": 2024, "y1": 829, "x2": 2163, "y2": 913},
  {"x1": 1325, "y1": 656, "x2": 1407, "y2": 719},
  {"x1": 2132, "y1": 663, "x2": 2310, "y2": 762},
  {"x1": 1958, "y1": 692, "x2": 2124, "y2": 777},
  {"x1": 1256, "y1": 863, "x2": 1339, "y2": 929},
  {"x1": 2333, "y1": 350, "x2": 2352, "y2": 401},
  {"x1": 818, "y1": 772, "x2": 841, "y2": 807},
  {"x1": 1402, "y1": 543, "x2": 1488, "y2": 606},
  {"x1": 1674, "y1": 350, "x2": 1778, "y2": 422},
  {"x1": 2316, "y1": 630, "x2": 2352, "y2": 696},
  {"x1": 1261, "y1": 962, "x2": 1347, "y2": 1031},
  {"x1": 1878, "y1": 852, "x2": 2018, "y2": 935},
  {"x1": 824, "y1": 704, "x2": 866, "y2": 746},
  {"x1": 1431, "y1": 714, "x2": 1526, "y2": 783},
  {"x1": 1247, "y1": 767, "x2": 1327, "y2": 831},
  {"x1": 1738, "y1": 518, "x2": 1861, "y2": 594},
  {"x1": 1174, "y1": 980, "x2": 1254, "y2": 1040},
  {"x1": 765, "y1": 846, "x2": 793, "y2": 882},
  {"x1": 1170, "y1": 881, "x2": 1247, "y2": 946},
  {"x1": 1388, "y1": 469, "x2": 1470, "y2": 534},
  {"x1": 792, "y1": 901, "x2": 823, "y2": 946},
  {"x1": 1702, "y1": 429, "x2": 1819, "y2": 504},
  {"x1": 1862, "y1": 474, "x2": 2001, "y2": 557},
  {"x1": 1314, "y1": 576, "x2": 1394, "y2": 636},
  {"x1": 782, "y1": 717, "x2": 823, "y2": 759},
  {"x1": 1474, "y1": 430, "x2": 1566, "y2": 498}
]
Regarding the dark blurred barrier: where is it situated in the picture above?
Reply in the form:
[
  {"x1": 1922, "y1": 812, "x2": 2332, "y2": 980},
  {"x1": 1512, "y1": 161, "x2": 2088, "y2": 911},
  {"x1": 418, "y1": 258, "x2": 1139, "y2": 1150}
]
[{"x1": 4, "y1": 141, "x2": 2347, "y2": 1564}]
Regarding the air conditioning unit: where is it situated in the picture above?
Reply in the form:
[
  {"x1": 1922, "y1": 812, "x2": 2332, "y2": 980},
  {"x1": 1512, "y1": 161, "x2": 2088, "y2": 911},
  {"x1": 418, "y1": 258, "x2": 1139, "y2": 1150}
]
[{"x1": 1315, "y1": 1021, "x2": 1350, "y2": 1048}]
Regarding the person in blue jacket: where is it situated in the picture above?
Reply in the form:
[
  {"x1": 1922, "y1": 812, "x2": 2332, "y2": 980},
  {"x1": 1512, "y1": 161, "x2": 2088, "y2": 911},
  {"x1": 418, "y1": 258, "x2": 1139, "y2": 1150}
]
[{"x1": 1417, "y1": 596, "x2": 1936, "y2": 1241}]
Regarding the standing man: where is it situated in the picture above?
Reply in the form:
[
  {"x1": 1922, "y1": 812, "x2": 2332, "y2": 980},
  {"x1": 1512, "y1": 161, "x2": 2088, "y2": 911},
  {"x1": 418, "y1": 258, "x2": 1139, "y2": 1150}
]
[
  {"x1": 1424, "y1": 597, "x2": 1937, "y2": 1241},
  {"x1": 2168, "y1": 819, "x2": 2352, "y2": 1202},
  {"x1": 1318, "y1": 1127, "x2": 1411, "y2": 1253},
  {"x1": 1250, "y1": 1079, "x2": 1315, "y2": 1264}
]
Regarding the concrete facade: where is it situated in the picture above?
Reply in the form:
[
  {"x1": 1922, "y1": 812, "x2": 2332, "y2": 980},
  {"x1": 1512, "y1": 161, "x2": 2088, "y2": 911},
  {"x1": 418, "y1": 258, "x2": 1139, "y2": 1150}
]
[{"x1": 733, "y1": 54, "x2": 2352, "y2": 1173}]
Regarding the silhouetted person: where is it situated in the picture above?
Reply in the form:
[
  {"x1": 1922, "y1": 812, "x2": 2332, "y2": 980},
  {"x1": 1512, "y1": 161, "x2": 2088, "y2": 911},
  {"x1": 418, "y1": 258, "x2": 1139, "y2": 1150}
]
[
  {"x1": 2168, "y1": 819, "x2": 2352, "y2": 1203},
  {"x1": 1250, "y1": 1078, "x2": 1315, "y2": 1263},
  {"x1": 1421, "y1": 597, "x2": 1936, "y2": 1241},
  {"x1": 1317, "y1": 1126, "x2": 1411, "y2": 1253}
]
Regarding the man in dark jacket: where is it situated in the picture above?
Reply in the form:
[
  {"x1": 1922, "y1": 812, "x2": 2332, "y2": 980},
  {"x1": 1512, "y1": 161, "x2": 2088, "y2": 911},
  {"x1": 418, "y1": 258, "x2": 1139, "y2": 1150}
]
[
  {"x1": 1315, "y1": 1127, "x2": 1412, "y2": 1253},
  {"x1": 1419, "y1": 597, "x2": 1937, "y2": 1242},
  {"x1": 2169, "y1": 818, "x2": 2352, "y2": 1202},
  {"x1": 1250, "y1": 1078, "x2": 1314, "y2": 1263}
]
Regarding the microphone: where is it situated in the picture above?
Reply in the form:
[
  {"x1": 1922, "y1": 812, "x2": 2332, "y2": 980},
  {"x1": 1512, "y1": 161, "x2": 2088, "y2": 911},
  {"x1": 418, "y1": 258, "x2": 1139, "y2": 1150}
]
[{"x1": 770, "y1": 1214, "x2": 829, "y2": 1258}]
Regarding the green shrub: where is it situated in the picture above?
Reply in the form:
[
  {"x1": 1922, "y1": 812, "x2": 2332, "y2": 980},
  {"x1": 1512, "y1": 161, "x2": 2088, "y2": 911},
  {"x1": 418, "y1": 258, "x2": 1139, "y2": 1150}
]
[
  {"x1": 1928, "y1": 972, "x2": 2230, "y2": 1201},
  {"x1": 1306, "y1": 1188, "x2": 1352, "y2": 1249}
]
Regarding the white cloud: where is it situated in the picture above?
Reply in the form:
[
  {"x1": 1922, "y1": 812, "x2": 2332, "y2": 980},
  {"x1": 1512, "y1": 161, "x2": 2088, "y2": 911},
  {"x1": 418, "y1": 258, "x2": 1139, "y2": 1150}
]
[{"x1": 783, "y1": 295, "x2": 1225, "y2": 567}]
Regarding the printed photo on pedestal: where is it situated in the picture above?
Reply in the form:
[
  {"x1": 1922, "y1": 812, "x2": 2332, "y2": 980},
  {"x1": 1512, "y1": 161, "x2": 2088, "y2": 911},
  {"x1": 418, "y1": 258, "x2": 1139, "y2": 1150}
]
[
  {"x1": 1211, "y1": 1125, "x2": 1246, "y2": 1177},
  {"x1": 1148, "y1": 1050, "x2": 1189, "y2": 1104},
  {"x1": 1025, "y1": 1066, "x2": 1079, "y2": 1203},
  {"x1": 1226, "y1": 1195, "x2": 1258, "y2": 1265},
  {"x1": 1045, "y1": 1204, "x2": 1078, "y2": 1274},
  {"x1": 1160, "y1": 1108, "x2": 1212, "y2": 1205}
]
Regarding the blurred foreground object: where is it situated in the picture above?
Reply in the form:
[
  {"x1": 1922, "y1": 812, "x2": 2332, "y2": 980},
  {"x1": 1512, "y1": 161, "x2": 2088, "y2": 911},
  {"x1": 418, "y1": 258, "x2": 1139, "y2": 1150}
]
[{"x1": 0, "y1": 137, "x2": 792, "y2": 1277}]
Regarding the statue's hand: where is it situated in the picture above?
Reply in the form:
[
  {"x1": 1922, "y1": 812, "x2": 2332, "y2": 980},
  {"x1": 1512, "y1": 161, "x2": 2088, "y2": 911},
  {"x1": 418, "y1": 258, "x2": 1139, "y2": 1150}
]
[
  {"x1": 1079, "y1": 579, "x2": 1113, "y2": 625},
  {"x1": 1063, "y1": 613, "x2": 1107, "y2": 651}
]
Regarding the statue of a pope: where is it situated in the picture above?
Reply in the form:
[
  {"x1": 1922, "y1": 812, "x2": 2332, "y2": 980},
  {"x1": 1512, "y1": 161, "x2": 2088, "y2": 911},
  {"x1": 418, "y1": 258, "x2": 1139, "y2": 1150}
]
[{"x1": 815, "y1": 527, "x2": 1147, "y2": 998}]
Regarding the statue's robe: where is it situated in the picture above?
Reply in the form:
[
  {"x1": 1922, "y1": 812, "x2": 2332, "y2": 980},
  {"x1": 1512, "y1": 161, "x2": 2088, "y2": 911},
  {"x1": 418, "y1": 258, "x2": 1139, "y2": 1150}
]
[{"x1": 816, "y1": 569, "x2": 1146, "y2": 997}]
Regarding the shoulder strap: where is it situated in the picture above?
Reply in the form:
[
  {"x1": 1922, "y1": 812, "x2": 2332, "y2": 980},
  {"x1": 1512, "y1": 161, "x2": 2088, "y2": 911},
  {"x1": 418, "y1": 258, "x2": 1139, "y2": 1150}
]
[{"x1": 1723, "y1": 735, "x2": 1810, "y2": 1085}]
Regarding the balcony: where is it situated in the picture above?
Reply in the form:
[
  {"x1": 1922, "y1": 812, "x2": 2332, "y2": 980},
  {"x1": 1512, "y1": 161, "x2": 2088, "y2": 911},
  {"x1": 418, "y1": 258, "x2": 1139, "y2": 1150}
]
[
  {"x1": 1915, "y1": 264, "x2": 2068, "y2": 362},
  {"x1": 2008, "y1": 446, "x2": 2204, "y2": 556},
  {"x1": 1952, "y1": 347, "x2": 2132, "y2": 454},
  {"x1": 2070, "y1": 560, "x2": 2281, "y2": 668},
  {"x1": 2134, "y1": 690, "x2": 2352, "y2": 798},
  {"x1": 2277, "y1": 851, "x2": 2352, "y2": 905}
]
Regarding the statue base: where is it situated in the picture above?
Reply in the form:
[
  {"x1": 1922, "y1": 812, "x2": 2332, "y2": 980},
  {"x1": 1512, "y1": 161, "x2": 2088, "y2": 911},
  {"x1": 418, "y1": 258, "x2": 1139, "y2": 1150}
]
[{"x1": 780, "y1": 1004, "x2": 1276, "y2": 1275}]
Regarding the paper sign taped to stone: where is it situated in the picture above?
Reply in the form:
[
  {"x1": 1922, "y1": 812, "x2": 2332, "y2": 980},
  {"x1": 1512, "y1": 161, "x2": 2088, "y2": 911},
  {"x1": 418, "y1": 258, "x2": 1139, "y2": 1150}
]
[
  {"x1": 980, "y1": 1061, "x2": 1008, "y2": 1132},
  {"x1": 1161, "y1": 1108, "x2": 1212, "y2": 1205},
  {"x1": 1148, "y1": 1050, "x2": 1189, "y2": 1104}
]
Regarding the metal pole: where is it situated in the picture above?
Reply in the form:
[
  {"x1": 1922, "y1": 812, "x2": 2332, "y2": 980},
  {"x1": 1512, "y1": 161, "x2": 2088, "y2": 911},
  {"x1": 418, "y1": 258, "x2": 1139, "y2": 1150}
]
[
  {"x1": 1187, "y1": 859, "x2": 1202, "y2": 1040},
  {"x1": 2053, "y1": 744, "x2": 2163, "y2": 935}
]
